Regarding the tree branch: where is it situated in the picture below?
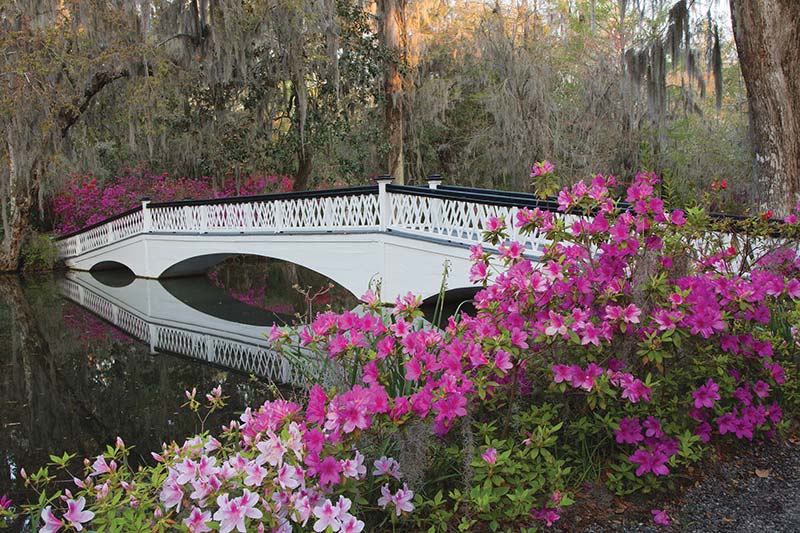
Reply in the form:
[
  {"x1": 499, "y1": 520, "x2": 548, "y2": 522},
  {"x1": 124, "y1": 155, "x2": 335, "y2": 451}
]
[{"x1": 60, "y1": 68, "x2": 130, "y2": 138}]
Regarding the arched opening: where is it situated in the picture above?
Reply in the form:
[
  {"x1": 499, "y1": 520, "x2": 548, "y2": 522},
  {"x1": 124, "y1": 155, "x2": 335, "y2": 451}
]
[
  {"x1": 89, "y1": 262, "x2": 136, "y2": 287},
  {"x1": 159, "y1": 254, "x2": 359, "y2": 325},
  {"x1": 160, "y1": 254, "x2": 237, "y2": 278},
  {"x1": 421, "y1": 286, "x2": 479, "y2": 326}
]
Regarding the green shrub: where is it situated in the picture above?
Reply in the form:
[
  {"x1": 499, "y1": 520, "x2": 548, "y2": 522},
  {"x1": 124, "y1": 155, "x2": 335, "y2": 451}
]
[{"x1": 21, "y1": 233, "x2": 59, "y2": 271}]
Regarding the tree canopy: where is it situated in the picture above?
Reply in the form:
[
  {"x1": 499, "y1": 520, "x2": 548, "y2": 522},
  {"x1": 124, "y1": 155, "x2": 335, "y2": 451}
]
[{"x1": 0, "y1": 0, "x2": 797, "y2": 269}]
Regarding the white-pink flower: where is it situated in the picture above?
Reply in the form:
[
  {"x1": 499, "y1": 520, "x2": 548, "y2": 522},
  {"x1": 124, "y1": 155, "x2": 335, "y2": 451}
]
[
  {"x1": 340, "y1": 514, "x2": 365, "y2": 533},
  {"x1": 342, "y1": 451, "x2": 366, "y2": 479},
  {"x1": 39, "y1": 506, "x2": 63, "y2": 533},
  {"x1": 183, "y1": 506, "x2": 212, "y2": 533},
  {"x1": 372, "y1": 456, "x2": 401, "y2": 479},
  {"x1": 243, "y1": 462, "x2": 267, "y2": 487},
  {"x1": 393, "y1": 484, "x2": 415, "y2": 516},
  {"x1": 276, "y1": 464, "x2": 301, "y2": 490},
  {"x1": 159, "y1": 475, "x2": 184, "y2": 511},
  {"x1": 312, "y1": 498, "x2": 341, "y2": 532},
  {"x1": 63, "y1": 497, "x2": 95, "y2": 531},
  {"x1": 89, "y1": 455, "x2": 110, "y2": 476},
  {"x1": 213, "y1": 490, "x2": 263, "y2": 533}
]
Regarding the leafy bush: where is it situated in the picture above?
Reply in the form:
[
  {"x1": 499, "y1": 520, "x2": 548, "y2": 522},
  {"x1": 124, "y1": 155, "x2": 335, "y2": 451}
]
[
  {"x1": 4, "y1": 166, "x2": 799, "y2": 532},
  {"x1": 21, "y1": 233, "x2": 60, "y2": 271}
]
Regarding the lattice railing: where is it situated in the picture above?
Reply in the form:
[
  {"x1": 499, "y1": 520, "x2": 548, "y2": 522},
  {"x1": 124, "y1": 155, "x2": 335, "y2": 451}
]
[
  {"x1": 56, "y1": 188, "x2": 381, "y2": 259},
  {"x1": 57, "y1": 182, "x2": 770, "y2": 268},
  {"x1": 387, "y1": 193, "x2": 553, "y2": 256},
  {"x1": 56, "y1": 209, "x2": 143, "y2": 258}
]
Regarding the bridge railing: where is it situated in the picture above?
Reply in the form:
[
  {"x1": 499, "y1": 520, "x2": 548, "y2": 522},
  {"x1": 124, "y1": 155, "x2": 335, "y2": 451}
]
[
  {"x1": 55, "y1": 177, "x2": 791, "y2": 272},
  {"x1": 55, "y1": 207, "x2": 144, "y2": 258},
  {"x1": 384, "y1": 183, "x2": 569, "y2": 256},
  {"x1": 147, "y1": 186, "x2": 380, "y2": 234},
  {"x1": 55, "y1": 187, "x2": 381, "y2": 259}
]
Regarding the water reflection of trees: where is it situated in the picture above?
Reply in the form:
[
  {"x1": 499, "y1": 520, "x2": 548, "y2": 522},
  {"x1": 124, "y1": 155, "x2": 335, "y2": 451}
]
[
  {"x1": 208, "y1": 257, "x2": 360, "y2": 321},
  {"x1": 0, "y1": 275, "x2": 274, "y2": 504}
]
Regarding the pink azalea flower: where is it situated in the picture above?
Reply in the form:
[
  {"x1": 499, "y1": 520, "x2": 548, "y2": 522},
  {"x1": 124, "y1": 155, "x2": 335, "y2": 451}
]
[
  {"x1": 652, "y1": 509, "x2": 670, "y2": 526},
  {"x1": 213, "y1": 490, "x2": 263, "y2": 533},
  {"x1": 159, "y1": 476, "x2": 184, "y2": 511},
  {"x1": 615, "y1": 417, "x2": 644, "y2": 444},
  {"x1": 392, "y1": 484, "x2": 415, "y2": 516},
  {"x1": 372, "y1": 456, "x2": 401, "y2": 479},
  {"x1": 184, "y1": 507, "x2": 212, "y2": 533},
  {"x1": 63, "y1": 497, "x2": 95, "y2": 531},
  {"x1": 552, "y1": 364, "x2": 572, "y2": 384},
  {"x1": 482, "y1": 448, "x2": 497, "y2": 464},
  {"x1": 317, "y1": 455, "x2": 343, "y2": 486},
  {"x1": 243, "y1": 462, "x2": 267, "y2": 487},
  {"x1": 39, "y1": 506, "x2": 63, "y2": 533},
  {"x1": 530, "y1": 160, "x2": 554, "y2": 178},
  {"x1": 753, "y1": 380, "x2": 770, "y2": 399},
  {"x1": 312, "y1": 499, "x2": 341, "y2": 532},
  {"x1": 692, "y1": 378, "x2": 721, "y2": 409},
  {"x1": 494, "y1": 350, "x2": 513, "y2": 373},
  {"x1": 340, "y1": 514, "x2": 365, "y2": 533},
  {"x1": 629, "y1": 449, "x2": 670, "y2": 477}
]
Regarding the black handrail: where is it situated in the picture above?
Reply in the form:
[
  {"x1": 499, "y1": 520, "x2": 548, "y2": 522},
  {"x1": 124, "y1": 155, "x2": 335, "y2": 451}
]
[
  {"x1": 387, "y1": 184, "x2": 564, "y2": 211},
  {"x1": 150, "y1": 185, "x2": 378, "y2": 208},
  {"x1": 54, "y1": 206, "x2": 144, "y2": 241}
]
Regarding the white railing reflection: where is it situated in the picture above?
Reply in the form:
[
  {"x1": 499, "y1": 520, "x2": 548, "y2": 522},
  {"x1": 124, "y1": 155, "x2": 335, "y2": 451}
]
[{"x1": 58, "y1": 276, "x2": 315, "y2": 387}]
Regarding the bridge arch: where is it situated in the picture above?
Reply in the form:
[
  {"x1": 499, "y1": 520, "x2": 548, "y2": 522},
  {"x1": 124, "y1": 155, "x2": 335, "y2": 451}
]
[{"x1": 144, "y1": 235, "x2": 381, "y2": 301}]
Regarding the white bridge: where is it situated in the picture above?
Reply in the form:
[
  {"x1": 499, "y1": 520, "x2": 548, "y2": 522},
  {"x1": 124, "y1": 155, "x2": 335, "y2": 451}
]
[
  {"x1": 59, "y1": 271, "x2": 318, "y2": 386},
  {"x1": 55, "y1": 179, "x2": 554, "y2": 302}
]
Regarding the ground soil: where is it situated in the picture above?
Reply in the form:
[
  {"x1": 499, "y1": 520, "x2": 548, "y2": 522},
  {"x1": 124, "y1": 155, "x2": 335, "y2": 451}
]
[{"x1": 553, "y1": 434, "x2": 800, "y2": 532}]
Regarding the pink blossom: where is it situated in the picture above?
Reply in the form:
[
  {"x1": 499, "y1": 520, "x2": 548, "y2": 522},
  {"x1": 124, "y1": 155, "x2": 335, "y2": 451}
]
[
  {"x1": 39, "y1": 506, "x2": 63, "y2": 533},
  {"x1": 312, "y1": 499, "x2": 341, "y2": 532},
  {"x1": 340, "y1": 514, "x2": 365, "y2": 533},
  {"x1": 652, "y1": 509, "x2": 670, "y2": 526},
  {"x1": 629, "y1": 449, "x2": 670, "y2": 476},
  {"x1": 184, "y1": 507, "x2": 212, "y2": 533},
  {"x1": 317, "y1": 455, "x2": 343, "y2": 486},
  {"x1": 372, "y1": 456, "x2": 401, "y2": 479},
  {"x1": 213, "y1": 490, "x2": 263, "y2": 533},
  {"x1": 692, "y1": 379, "x2": 721, "y2": 409},
  {"x1": 530, "y1": 160, "x2": 555, "y2": 177},
  {"x1": 63, "y1": 497, "x2": 94, "y2": 531},
  {"x1": 159, "y1": 475, "x2": 184, "y2": 511},
  {"x1": 615, "y1": 417, "x2": 644, "y2": 444},
  {"x1": 482, "y1": 448, "x2": 497, "y2": 464}
]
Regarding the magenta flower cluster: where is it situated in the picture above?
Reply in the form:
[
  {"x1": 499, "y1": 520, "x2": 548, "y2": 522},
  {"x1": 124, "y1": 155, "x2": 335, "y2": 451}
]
[{"x1": 52, "y1": 169, "x2": 294, "y2": 235}]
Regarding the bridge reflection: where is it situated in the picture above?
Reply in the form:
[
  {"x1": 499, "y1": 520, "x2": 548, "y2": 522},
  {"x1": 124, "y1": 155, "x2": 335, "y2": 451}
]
[{"x1": 58, "y1": 272, "x2": 317, "y2": 386}]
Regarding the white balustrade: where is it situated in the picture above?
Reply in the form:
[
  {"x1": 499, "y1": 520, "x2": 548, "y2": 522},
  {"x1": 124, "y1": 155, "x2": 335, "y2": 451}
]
[
  {"x1": 386, "y1": 193, "x2": 551, "y2": 256},
  {"x1": 57, "y1": 183, "x2": 778, "y2": 272}
]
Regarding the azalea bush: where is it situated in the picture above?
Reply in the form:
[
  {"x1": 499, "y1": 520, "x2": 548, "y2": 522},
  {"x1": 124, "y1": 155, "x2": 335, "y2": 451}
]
[
  {"x1": 52, "y1": 169, "x2": 294, "y2": 235},
  {"x1": 5, "y1": 167, "x2": 800, "y2": 532}
]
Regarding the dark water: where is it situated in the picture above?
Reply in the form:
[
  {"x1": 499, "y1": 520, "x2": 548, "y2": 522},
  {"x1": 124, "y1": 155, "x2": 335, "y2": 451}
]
[{"x1": 0, "y1": 257, "x2": 359, "y2": 508}]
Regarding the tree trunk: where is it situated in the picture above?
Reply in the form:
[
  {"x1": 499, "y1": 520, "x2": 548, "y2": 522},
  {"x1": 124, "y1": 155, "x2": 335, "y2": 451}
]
[
  {"x1": 295, "y1": 145, "x2": 313, "y2": 192},
  {"x1": 730, "y1": 0, "x2": 800, "y2": 217},
  {"x1": 379, "y1": 0, "x2": 405, "y2": 184},
  {"x1": 0, "y1": 137, "x2": 39, "y2": 272}
]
